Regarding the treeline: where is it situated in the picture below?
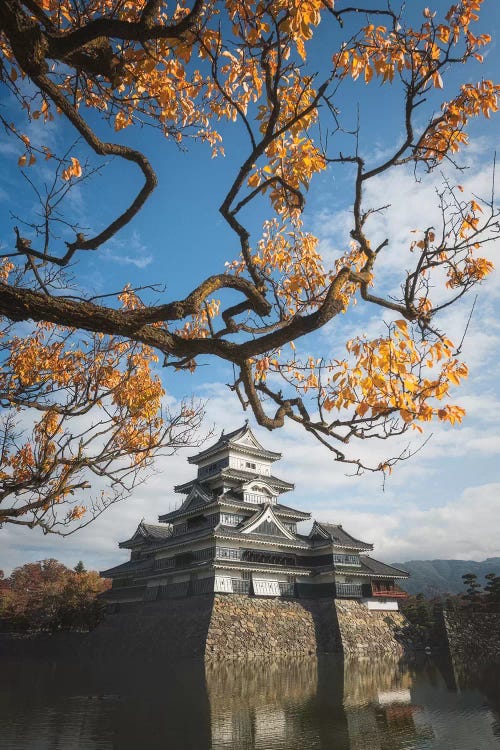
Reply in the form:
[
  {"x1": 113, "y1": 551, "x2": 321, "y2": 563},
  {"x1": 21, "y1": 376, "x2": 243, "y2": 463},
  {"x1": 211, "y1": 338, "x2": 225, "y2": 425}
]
[
  {"x1": 0, "y1": 559, "x2": 110, "y2": 632},
  {"x1": 461, "y1": 572, "x2": 500, "y2": 605},
  {"x1": 400, "y1": 571, "x2": 500, "y2": 637}
]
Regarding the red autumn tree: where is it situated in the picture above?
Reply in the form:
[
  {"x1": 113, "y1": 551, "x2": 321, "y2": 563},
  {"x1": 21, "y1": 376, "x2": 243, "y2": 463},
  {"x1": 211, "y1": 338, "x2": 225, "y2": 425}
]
[{"x1": 0, "y1": 559, "x2": 110, "y2": 630}]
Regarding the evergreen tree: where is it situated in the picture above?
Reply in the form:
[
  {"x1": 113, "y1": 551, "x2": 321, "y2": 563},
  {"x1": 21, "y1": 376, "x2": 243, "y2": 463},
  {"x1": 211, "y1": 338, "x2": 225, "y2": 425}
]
[
  {"x1": 462, "y1": 573, "x2": 482, "y2": 604},
  {"x1": 484, "y1": 573, "x2": 500, "y2": 605},
  {"x1": 74, "y1": 561, "x2": 86, "y2": 574}
]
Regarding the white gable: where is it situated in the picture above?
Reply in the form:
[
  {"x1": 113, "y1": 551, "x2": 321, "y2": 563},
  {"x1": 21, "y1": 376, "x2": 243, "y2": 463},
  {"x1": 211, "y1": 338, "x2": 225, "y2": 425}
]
[
  {"x1": 242, "y1": 480, "x2": 278, "y2": 496},
  {"x1": 242, "y1": 479, "x2": 278, "y2": 505},
  {"x1": 180, "y1": 484, "x2": 212, "y2": 513},
  {"x1": 241, "y1": 505, "x2": 295, "y2": 539},
  {"x1": 232, "y1": 427, "x2": 267, "y2": 452},
  {"x1": 308, "y1": 521, "x2": 331, "y2": 540}
]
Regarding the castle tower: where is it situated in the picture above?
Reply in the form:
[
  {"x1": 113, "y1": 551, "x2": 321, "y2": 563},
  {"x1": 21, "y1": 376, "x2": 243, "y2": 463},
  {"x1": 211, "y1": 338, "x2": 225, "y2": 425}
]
[{"x1": 101, "y1": 424, "x2": 409, "y2": 606}]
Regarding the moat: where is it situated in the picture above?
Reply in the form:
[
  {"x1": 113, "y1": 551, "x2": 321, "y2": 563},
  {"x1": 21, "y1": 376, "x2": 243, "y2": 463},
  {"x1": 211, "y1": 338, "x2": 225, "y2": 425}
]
[{"x1": 2, "y1": 651, "x2": 500, "y2": 750}]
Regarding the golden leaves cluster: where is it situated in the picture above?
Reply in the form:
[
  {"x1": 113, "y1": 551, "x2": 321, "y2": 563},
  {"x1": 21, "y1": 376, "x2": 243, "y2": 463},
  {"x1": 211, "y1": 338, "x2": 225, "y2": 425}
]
[
  {"x1": 0, "y1": 290, "x2": 166, "y2": 514},
  {"x1": 251, "y1": 219, "x2": 330, "y2": 315},
  {"x1": 253, "y1": 321, "x2": 469, "y2": 429},
  {"x1": 332, "y1": 0, "x2": 496, "y2": 165},
  {"x1": 419, "y1": 81, "x2": 499, "y2": 161},
  {"x1": 324, "y1": 322, "x2": 469, "y2": 429},
  {"x1": 61, "y1": 157, "x2": 82, "y2": 181}
]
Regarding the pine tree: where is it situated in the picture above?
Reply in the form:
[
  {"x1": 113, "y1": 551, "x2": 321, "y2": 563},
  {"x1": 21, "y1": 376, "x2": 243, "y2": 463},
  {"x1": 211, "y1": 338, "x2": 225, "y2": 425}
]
[
  {"x1": 462, "y1": 573, "x2": 482, "y2": 604},
  {"x1": 484, "y1": 573, "x2": 500, "y2": 605}
]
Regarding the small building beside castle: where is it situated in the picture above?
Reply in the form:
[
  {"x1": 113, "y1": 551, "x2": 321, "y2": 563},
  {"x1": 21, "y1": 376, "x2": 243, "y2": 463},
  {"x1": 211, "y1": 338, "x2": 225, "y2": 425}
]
[{"x1": 101, "y1": 424, "x2": 409, "y2": 610}]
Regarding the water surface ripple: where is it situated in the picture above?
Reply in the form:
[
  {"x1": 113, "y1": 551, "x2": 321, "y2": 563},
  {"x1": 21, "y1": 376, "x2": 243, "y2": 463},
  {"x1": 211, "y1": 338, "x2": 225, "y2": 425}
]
[{"x1": 1, "y1": 650, "x2": 500, "y2": 749}]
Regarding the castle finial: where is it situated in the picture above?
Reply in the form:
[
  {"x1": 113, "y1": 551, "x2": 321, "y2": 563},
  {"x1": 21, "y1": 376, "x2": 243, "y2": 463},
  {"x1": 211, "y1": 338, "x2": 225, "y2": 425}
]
[{"x1": 244, "y1": 418, "x2": 249, "y2": 427}]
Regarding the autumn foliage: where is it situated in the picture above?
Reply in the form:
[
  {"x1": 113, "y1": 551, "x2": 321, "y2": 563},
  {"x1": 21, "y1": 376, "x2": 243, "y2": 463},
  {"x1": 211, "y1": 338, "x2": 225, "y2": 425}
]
[
  {"x1": 0, "y1": 0, "x2": 499, "y2": 526},
  {"x1": 0, "y1": 273, "x2": 205, "y2": 533},
  {"x1": 0, "y1": 559, "x2": 110, "y2": 631}
]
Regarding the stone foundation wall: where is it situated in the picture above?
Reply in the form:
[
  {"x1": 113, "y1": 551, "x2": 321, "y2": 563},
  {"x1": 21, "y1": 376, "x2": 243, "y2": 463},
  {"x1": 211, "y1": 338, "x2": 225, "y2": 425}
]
[
  {"x1": 88, "y1": 595, "x2": 215, "y2": 659},
  {"x1": 82, "y1": 594, "x2": 416, "y2": 659},
  {"x1": 205, "y1": 595, "x2": 341, "y2": 658},
  {"x1": 205, "y1": 596, "x2": 415, "y2": 658},
  {"x1": 334, "y1": 600, "x2": 416, "y2": 656},
  {"x1": 443, "y1": 610, "x2": 500, "y2": 660}
]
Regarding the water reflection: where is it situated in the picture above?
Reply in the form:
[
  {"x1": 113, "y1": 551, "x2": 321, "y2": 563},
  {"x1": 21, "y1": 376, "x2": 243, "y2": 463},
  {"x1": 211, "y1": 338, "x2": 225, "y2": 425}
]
[
  {"x1": 206, "y1": 658, "x2": 318, "y2": 749},
  {"x1": 0, "y1": 656, "x2": 211, "y2": 750},
  {"x1": 332, "y1": 656, "x2": 431, "y2": 750},
  {"x1": 1, "y1": 648, "x2": 500, "y2": 749}
]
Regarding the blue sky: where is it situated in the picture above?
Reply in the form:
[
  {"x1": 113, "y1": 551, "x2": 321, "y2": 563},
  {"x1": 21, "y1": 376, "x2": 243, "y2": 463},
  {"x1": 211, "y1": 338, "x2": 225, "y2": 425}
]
[{"x1": 1, "y1": 1, "x2": 500, "y2": 573}]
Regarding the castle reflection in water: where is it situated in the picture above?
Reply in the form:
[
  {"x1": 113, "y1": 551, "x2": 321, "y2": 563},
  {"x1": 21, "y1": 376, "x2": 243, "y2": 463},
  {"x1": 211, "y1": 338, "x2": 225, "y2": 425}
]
[
  {"x1": 207, "y1": 655, "x2": 431, "y2": 750},
  {"x1": 2, "y1": 651, "x2": 500, "y2": 750}
]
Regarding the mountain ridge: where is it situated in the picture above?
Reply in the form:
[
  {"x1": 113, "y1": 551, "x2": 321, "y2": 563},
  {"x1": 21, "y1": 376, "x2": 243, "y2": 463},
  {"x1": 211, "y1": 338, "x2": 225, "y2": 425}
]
[{"x1": 392, "y1": 557, "x2": 500, "y2": 596}]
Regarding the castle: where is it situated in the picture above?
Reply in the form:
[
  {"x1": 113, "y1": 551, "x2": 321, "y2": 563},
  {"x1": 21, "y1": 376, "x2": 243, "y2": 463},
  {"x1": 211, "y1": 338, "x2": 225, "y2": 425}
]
[{"x1": 101, "y1": 423, "x2": 408, "y2": 610}]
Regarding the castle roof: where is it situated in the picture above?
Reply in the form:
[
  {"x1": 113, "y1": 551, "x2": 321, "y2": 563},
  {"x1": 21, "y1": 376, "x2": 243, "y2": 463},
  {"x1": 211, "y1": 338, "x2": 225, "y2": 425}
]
[
  {"x1": 187, "y1": 423, "x2": 281, "y2": 465},
  {"x1": 359, "y1": 556, "x2": 409, "y2": 579},
  {"x1": 311, "y1": 555, "x2": 409, "y2": 579},
  {"x1": 100, "y1": 558, "x2": 150, "y2": 578},
  {"x1": 309, "y1": 521, "x2": 373, "y2": 551},
  {"x1": 118, "y1": 521, "x2": 173, "y2": 549},
  {"x1": 174, "y1": 469, "x2": 293, "y2": 495},
  {"x1": 216, "y1": 526, "x2": 310, "y2": 549},
  {"x1": 220, "y1": 497, "x2": 311, "y2": 520},
  {"x1": 158, "y1": 492, "x2": 310, "y2": 524},
  {"x1": 159, "y1": 482, "x2": 215, "y2": 522}
]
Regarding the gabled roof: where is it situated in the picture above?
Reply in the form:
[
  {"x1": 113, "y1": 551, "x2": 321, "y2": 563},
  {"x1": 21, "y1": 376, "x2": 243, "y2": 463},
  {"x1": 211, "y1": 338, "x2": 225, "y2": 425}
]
[
  {"x1": 311, "y1": 555, "x2": 409, "y2": 579},
  {"x1": 100, "y1": 558, "x2": 151, "y2": 577},
  {"x1": 309, "y1": 521, "x2": 373, "y2": 551},
  {"x1": 241, "y1": 478, "x2": 279, "y2": 497},
  {"x1": 118, "y1": 521, "x2": 173, "y2": 549},
  {"x1": 360, "y1": 556, "x2": 409, "y2": 579},
  {"x1": 238, "y1": 503, "x2": 296, "y2": 539},
  {"x1": 218, "y1": 494, "x2": 310, "y2": 520},
  {"x1": 215, "y1": 527, "x2": 310, "y2": 549},
  {"x1": 158, "y1": 482, "x2": 214, "y2": 522},
  {"x1": 187, "y1": 423, "x2": 281, "y2": 465},
  {"x1": 174, "y1": 469, "x2": 293, "y2": 495}
]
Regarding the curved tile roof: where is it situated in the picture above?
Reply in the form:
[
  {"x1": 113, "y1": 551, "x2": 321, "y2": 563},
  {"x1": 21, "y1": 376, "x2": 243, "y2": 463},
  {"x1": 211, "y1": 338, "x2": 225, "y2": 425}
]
[
  {"x1": 118, "y1": 521, "x2": 173, "y2": 548},
  {"x1": 188, "y1": 423, "x2": 281, "y2": 464},
  {"x1": 311, "y1": 522, "x2": 373, "y2": 550},
  {"x1": 360, "y1": 555, "x2": 409, "y2": 578}
]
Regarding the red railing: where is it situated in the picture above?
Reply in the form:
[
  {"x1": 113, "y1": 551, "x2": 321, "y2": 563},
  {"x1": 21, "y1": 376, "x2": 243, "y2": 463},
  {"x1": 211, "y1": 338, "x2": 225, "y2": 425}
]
[{"x1": 372, "y1": 589, "x2": 408, "y2": 599}]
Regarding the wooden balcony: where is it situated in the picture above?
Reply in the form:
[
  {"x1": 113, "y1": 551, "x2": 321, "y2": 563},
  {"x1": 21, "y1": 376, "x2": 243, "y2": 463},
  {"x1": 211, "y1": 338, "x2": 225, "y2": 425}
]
[
  {"x1": 372, "y1": 589, "x2": 408, "y2": 599},
  {"x1": 336, "y1": 583, "x2": 363, "y2": 598}
]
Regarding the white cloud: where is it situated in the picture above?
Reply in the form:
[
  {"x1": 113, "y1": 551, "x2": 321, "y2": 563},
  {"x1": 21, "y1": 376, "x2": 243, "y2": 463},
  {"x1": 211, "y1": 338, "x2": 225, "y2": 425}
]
[
  {"x1": 294, "y1": 477, "x2": 500, "y2": 563},
  {"x1": 102, "y1": 230, "x2": 153, "y2": 268},
  {"x1": 371, "y1": 483, "x2": 500, "y2": 562},
  {"x1": 2, "y1": 145, "x2": 499, "y2": 577},
  {"x1": 1, "y1": 380, "x2": 499, "y2": 574}
]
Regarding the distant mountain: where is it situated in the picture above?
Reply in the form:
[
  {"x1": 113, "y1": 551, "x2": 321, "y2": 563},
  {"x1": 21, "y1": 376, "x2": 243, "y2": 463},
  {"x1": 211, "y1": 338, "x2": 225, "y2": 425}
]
[{"x1": 392, "y1": 558, "x2": 500, "y2": 596}]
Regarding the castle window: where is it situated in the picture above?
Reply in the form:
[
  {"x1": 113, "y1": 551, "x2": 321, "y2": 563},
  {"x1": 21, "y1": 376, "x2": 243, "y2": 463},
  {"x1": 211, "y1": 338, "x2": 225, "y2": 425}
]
[
  {"x1": 333, "y1": 553, "x2": 360, "y2": 566},
  {"x1": 220, "y1": 512, "x2": 245, "y2": 526},
  {"x1": 244, "y1": 493, "x2": 262, "y2": 504},
  {"x1": 154, "y1": 557, "x2": 175, "y2": 570},
  {"x1": 198, "y1": 457, "x2": 229, "y2": 477},
  {"x1": 246, "y1": 461, "x2": 256, "y2": 469},
  {"x1": 175, "y1": 552, "x2": 193, "y2": 567},
  {"x1": 215, "y1": 546, "x2": 241, "y2": 560}
]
